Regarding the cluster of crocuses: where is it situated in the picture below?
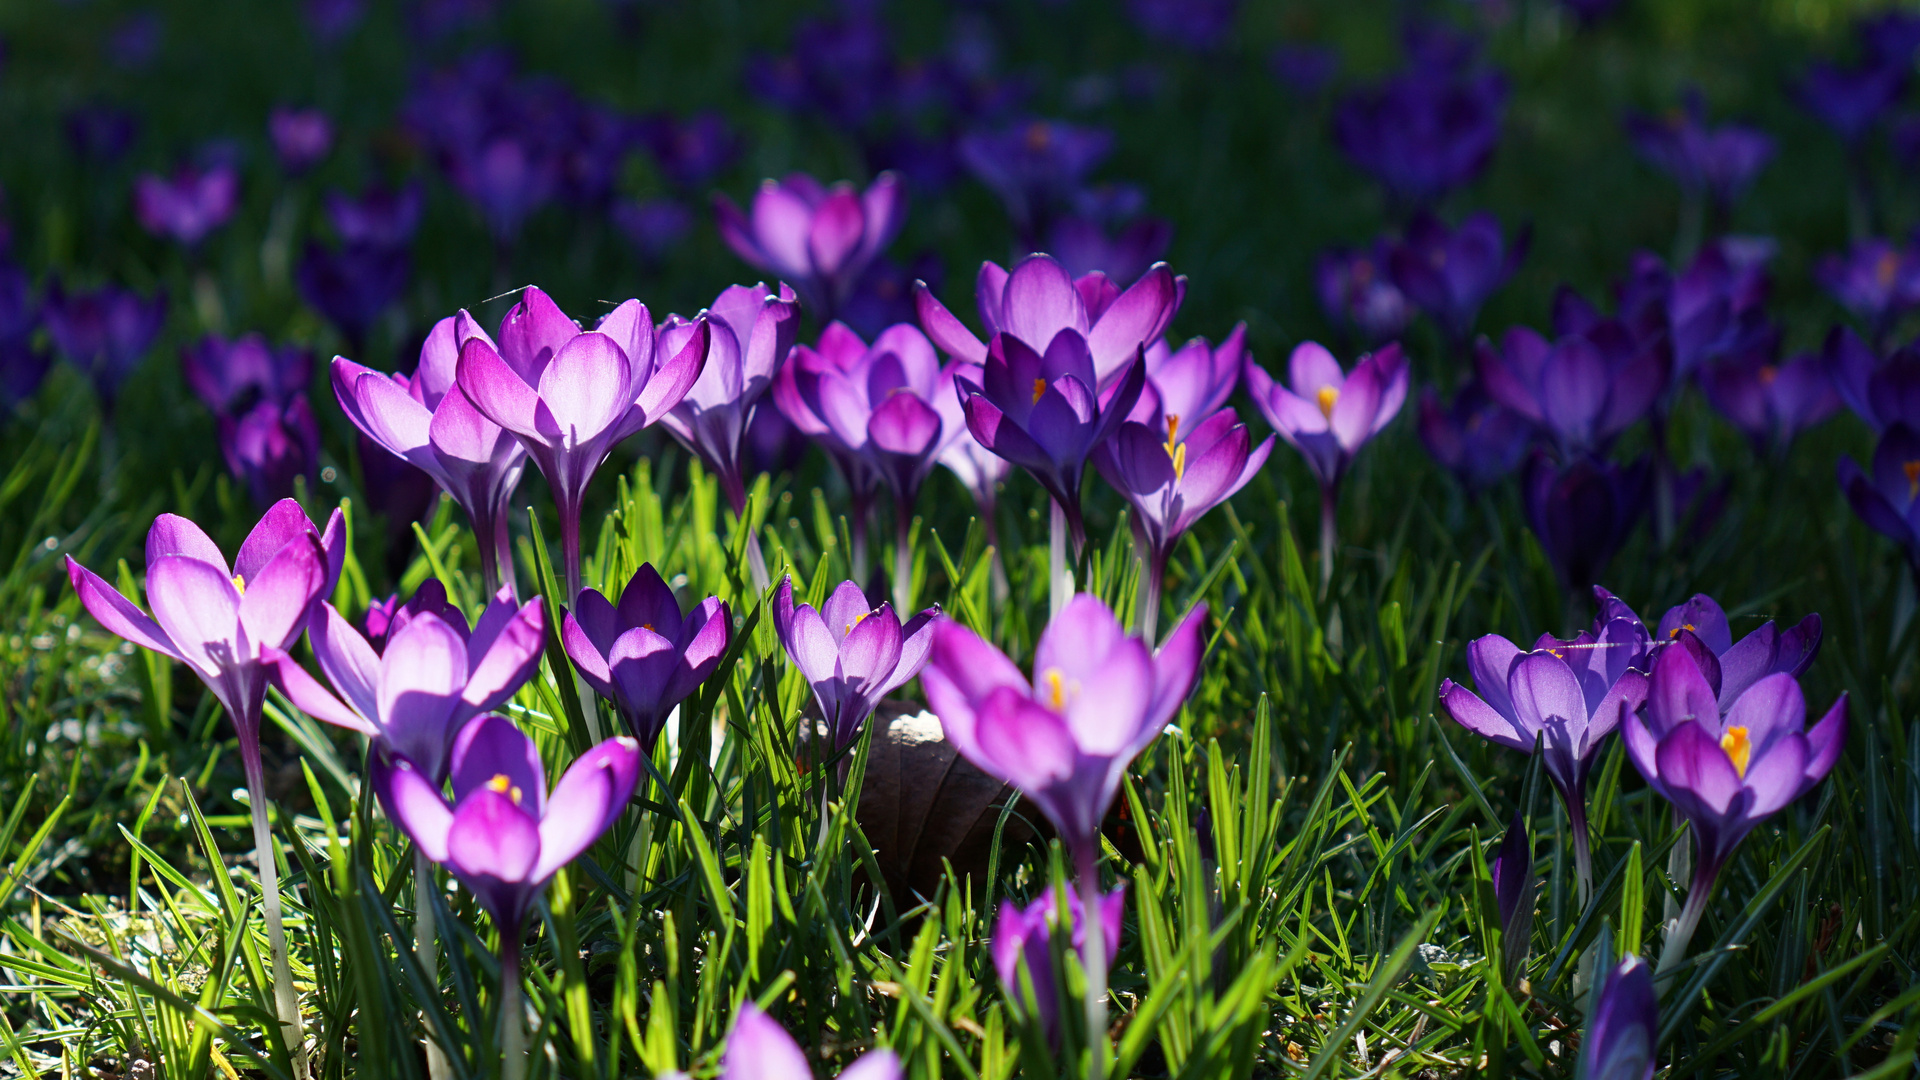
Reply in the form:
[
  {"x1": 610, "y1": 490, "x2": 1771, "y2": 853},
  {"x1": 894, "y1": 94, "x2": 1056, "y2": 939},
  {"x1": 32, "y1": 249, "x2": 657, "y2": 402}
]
[
  {"x1": 0, "y1": 263, "x2": 166, "y2": 416},
  {"x1": 1440, "y1": 585, "x2": 1841, "y2": 995}
]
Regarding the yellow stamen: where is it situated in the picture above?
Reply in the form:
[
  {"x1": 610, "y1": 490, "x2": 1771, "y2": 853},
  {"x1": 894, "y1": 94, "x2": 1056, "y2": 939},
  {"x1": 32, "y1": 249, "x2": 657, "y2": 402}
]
[
  {"x1": 846, "y1": 611, "x2": 870, "y2": 636},
  {"x1": 640, "y1": 623, "x2": 655, "y2": 632},
  {"x1": 1042, "y1": 668, "x2": 1067, "y2": 711},
  {"x1": 1032, "y1": 378, "x2": 1048, "y2": 404},
  {"x1": 1668, "y1": 622, "x2": 1696, "y2": 640},
  {"x1": 485, "y1": 773, "x2": 525, "y2": 804},
  {"x1": 1720, "y1": 726, "x2": 1751, "y2": 778},
  {"x1": 1905, "y1": 460, "x2": 1920, "y2": 500},
  {"x1": 1316, "y1": 385, "x2": 1339, "y2": 420},
  {"x1": 1163, "y1": 415, "x2": 1186, "y2": 479},
  {"x1": 231, "y1": 574, "x2": 246, "y2": 594}
]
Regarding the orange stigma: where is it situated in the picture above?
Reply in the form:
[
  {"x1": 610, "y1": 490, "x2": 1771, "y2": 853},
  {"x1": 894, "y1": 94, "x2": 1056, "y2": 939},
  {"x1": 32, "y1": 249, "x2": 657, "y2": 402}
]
[
  {"x1": 1024, "y1": 121, "x2": 1053, "y2": 152},
  {"x1": 1720, "y1": 726, "x2": 1751, "y2": 778},
  {"x1": 485, "y1": 773, "x2": 525, "y2": 804},
  {"x1": 1878, "y1": 249, "x2": 1901, "y2": 288},
  {"x1": 1163, "y1": 415, "x2": 1186, "y2": 479},
  {"x1": 1757, "y1": 365, "x2": 1778, "y2": 386},
  {"x1": 1905, "y1": 460, "x2": 1920, "y2": 500},
  {"x1": 1316, "y1": 385, "x2": 1339, "y2": 420},
  {"x1": 1032, "y1": 378, "x2": 1048, "y2": 404}
]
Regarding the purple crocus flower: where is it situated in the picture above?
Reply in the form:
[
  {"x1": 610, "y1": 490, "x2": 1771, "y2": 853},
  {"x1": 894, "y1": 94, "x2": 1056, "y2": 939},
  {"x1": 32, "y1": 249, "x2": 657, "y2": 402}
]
[
  {"x1": 1244, "y1": 341, "x2": 1408, "y2": 492},
  {"x1": 455, "y1": 286, "x2": 708, "y2": 597},
  {"x1": 1474, "y1": 326, "x2": 1666, "y2": 456},
  {"x1": 1127, "y1": 0, "x2": 1238, "y2": 50},
  {"x1": 325, "y1": 184, "x2": 424, "y2": 249},
  {"x1": 915, "y1": 252, "x2": 1184, "y2": 390},
  {"x1": 334, "y1": 313, "x2": 531, "y2": 594},
  {"x1": 1521, "y1": 451, "x2": 1649, "y2": 592},
  {"x1": 994, "y1": 885, "x2": 1127, "y2": 1042},
  {"x1": 1049, "y1": 215, "x2": 1173, "y2": 287},
  {"x1": 714, "y1": 173, "x2": 905, "y2": 321},
  {"x1": 1624, "y1": 646, "x2": 1846, "y2": 972},
  {"x1": 931, "y1": 361, "x2": 1011, "y2": 527},
  {"x1": 956, "y1": 119, "x2": 1113, "y2": 244},
  {"x1": 42, "y1": 281, "x2": 166, "y2": 409},
  {"x1": 1333, "y1": 60, "x2": 1507, "y2": 207},
  {"x1": 1387, "y1": 211, "x2": 1527, "y2": 344},
  {"x1": 1814, "y1": 239, "x2": 1920, "y2": 344},
  {"x1": 1490, "y1": 810, "x2": 1534, "y2": 988},
  {"x1": 1839, "y1": 422, "x2": 1920, "y2": 573},
  {"x1": 64, "y1": 105, "x2": 139, "y2": 162},
  {"x1": 297, "y1": 242, "x2": 411, "y2": 351},
  {"x1": 1416, "y1": 380, "x2": 1531, "y2": 491},
  {"x1": 921, "y1": 595, "x2": 1205, "y2": 866},
  {"x1": 269, "y1": 586, "x2": 544, "y2": 783},
  {"x1": 657, "y1": 283, "x2": 801, "y2": 517},
  {"x1": 1438, "y1": 614, "x2": 1651, "y2": 898},
  {"x1": 721, "y1": 1003, "x2": 901, "y2": 1080},
  {"x1": 0, "y1": 263, "x2": 47, "y2": 410},
  {"x1": 372, "y1": 714, "x2": 641, "y2": 931},
  {"x1": 561, "y1": 564, "x2": 729, "y2": 752},
  {"x1": 220, "y1": 394, "x2": 320, "y2": 506},
  {"x1": 1828, "y1": 326, "x2": 1920, "y2": 433},
  {"x1": 1316, "y1": 242, "x2": 1412, "y2": 346},
  {"x1": 1798, "y1": 59, "x2": 1907, "y2": 145},
  {"x1": 611, "y1": 198, "x2": 692, "y2": 263},
  {"x1": 183, "y1": 333, "x2": 311, "y2": 416},
  {"x1": 1600, "y1": 588, "x2": 1822, "y2": 712},
  {"x1": 268, "y1": 107, "x2": 333, "y2": 173},
  {"x1": 635, "y1": 110, "x2": 741, "y2": 192},
  {"x1": 1584, "y1": 955, "x2": 1657, "y2": 1080},
  {"x1": 772, "y1": 321, "x2": 912, "y2": 551},
  {"x1": 361, "y1": 577, "x2": 463, "y2": 654},
  {"x1": 771, "y1": 576, "x2": 939, "y2": 757},
  {"x1": 1623, "y1": 93, "x2": 1775, "y2": 210},
  {"x1": 133, "y1": 164, "x2": 239, "y2": 248},
  {"x1": 1699, "y1": 341, "x2": 1839, "y2": 453}
]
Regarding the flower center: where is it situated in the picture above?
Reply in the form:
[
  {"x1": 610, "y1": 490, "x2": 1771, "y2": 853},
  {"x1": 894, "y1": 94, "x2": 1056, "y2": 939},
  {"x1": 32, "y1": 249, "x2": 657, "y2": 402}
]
[
  {"x1": 640, "y1": 622, "x2": 655, "y2": 632},
  {"x1": 1668, "y1": 622, "x2": 1696, "y2": 640},
  {"x1": 1316, "y1": 385, "x2": 1339, "y2": 420},
  {"x1": 1040, "y1": 667, "x2": 1077, "y2": 712},
  {"x1": 1024, "y1": 121, "x2": 1053, "y2": 152},
  {"x1": 231, "y1": 574, "x2": 246, "y2": 594},
  {"x1": 1163, "y1": 415, "x2": 1186, "y2": 480},
  {"x1": 1032, "y1": 378, "x2": 1048, "y2": 405},
  {"x1": 1720, "y1": 726, "x2": 1751, "y2": 778},
  {"x1": 1757, "y1": 365, "x2": 1777, "y2": 386},
  {"x1": 846, "y1": 611, "x2": 870, "y2": 636},
  {"x1": 1878, "y1": 249, "x2": 1901, "y2": 288},
  {"x1": 485, "y1": 773, "x2": 525, "y2": 804},
  {"x1": 1905, "y1": 460, "x2": 1920, "y2": 500}
]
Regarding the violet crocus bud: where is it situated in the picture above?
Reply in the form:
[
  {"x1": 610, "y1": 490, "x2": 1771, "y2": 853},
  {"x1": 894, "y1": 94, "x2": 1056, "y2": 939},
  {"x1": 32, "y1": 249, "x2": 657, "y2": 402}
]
[
  {"x1": 921, "y1": 595, "x2": 1205, "y2": 869},
  {"x1": 1490, "y1": 811, "x2": 1534, "y2": 988},
  {"x1": 562, "y1": 564, "x2": 730, "y2": 752},
  {"x1": 993, "y1": 885, "x2": 1127, "y2": 1043},
  {"x1": 1583, "y1": 955, "x2": 1657, "y2": 1080},
  {"x1": 1474, "y1": 326, "x2": 1665, "y2": 457},
  {"x1": 1838, "y1": 421, "x2": 1920, "y2": 573},
  {"x1": 1797, "y1": 58, "x2": 1907, "y2": 146},
  {"x1": 219, "y1": 393, "x2": 321, "y2": 506},
  {"x1": 1387, "y1": 211, "x2": 1527, "y2": 345},
  {"x1": 721, "y1": 1003, "x2": 901, "y2": 1080},
  {"x1": 134, "y1": 163, "x2": 239, "y2": 248},
  {"x1": 41, "y1": 280, "x2": 167, "y2": 410},
  {"x1": 713, "y1": 173, "x2": 905, "y2": 321},
  {"x1": 1520, "y1": 451, "x2": 1649, "y2": 593},
  {"x1": 771, "y1": 576, "x2": 939, "y2": 756},
  {"x1": 1624, "y1": 90, "x2": 1775, "y2": 210},
  {"x1": 1623, "y1": 646, "x2": 1846, "y2": 973},
  {"x1": 268, "y1": 106, "x2": 334, "y2": 173},
  {"x1": 1698, "y1": 340, "x2": 1839, "y2": 454},
  {"x1": 182, "y1": 333, "x2": 312, "y2": 417},
  {"x1": 658, "y1": 282, "x2": 801, "y2": 517},
  {"x1": 1416, "y1": 380, "x2": 1531, "y2": 491}
]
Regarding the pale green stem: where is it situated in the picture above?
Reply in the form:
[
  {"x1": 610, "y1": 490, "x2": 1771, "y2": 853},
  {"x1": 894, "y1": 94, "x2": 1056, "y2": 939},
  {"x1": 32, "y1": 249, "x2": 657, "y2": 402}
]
[
  {"x1": 499, "y1": 934, "x2": 525, "y2": 1080},
  {"x1": 242, "y1": 750, "x2": 308, "y2": 1080},
  {"x1": 414, "y1": 851, "x2": 451, "y2": 1080},
  {"x1": 1075, "y1": 844, "x2": 1108, "y2": 1080},
  {"x1": 1050, "y1": 500, "x2": 1074, "y2": 622}
]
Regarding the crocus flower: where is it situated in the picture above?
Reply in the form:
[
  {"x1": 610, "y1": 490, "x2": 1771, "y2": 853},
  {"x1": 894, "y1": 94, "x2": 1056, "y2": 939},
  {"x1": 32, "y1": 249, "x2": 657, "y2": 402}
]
[
  {"x1": 334, "y1": 313, "x2": 529, "y2": 594},
  {"x1": 956, "y1": 119, "x2": 1113, "y2": 244},
  {"x1": 42, "y1": 281, "x2": 166, "y2": 409},
  {"x1": 771, "y1": 576, "x2": 939, "y2": 757},
  {"x1": 1388, "y1": 211, "x2": 1527, "y2": 344},
  {"x1": 721, "y1": 1004, "x2": 901, "y2": 1080},
  {"x1": 714, "y1": 173, "x2": 905, "y2": 321},
  {"x1": 1584, "y1": 955, "x2": 1657, "y2": 1080},
  {"x1": 915, "y1": 252, "x2": 1184, "y2": 391},
  {"x1": 657, "y1": 283, "x2": 800, "y2": 517},
  {"x1": 183, "y1": 333, "x2": 312, "y2": 416},
  {"x1": 0, "y1": 263, "x2": 47, "y2": 410},
  {"x1": 296, "y1": 241, "x2": 411, "y2": 351},
  {"x1": 1416, "y1": 380, "x2": 1531, "y2": 491},
  {"x1": 1438, "y1": 615, "x2": 1650, "y2": 897},
  {"x1": 220, "y1": 394, "x2": 320, "y2": 506},
  {"x1": 454, "y1": 286, "x2": 708, "y2": 597},
  {"x1": 921, "y1": 595, "x2": 1205, "y2": 866},
  {"x1": 1814, "y1": 239, "x2": 1920, "y2": 345},
  {"x1": 64, "y1": 105, "x2": 139, "y2": 162},
  {"x1": 1333, "y1": 61, "x2": 1507, "y2": 207},
  {"x1": 133, "y1": 164, "x2": 239, "y2": 248},
  {"x1": 1521, "y1": 451, "x2": 1649, "y2": 592},
  {"x1": 361, "y1": 577, "x2": 464, "y2": 653},
  {"x1": 269, "y1": 107, "x2": 334, "y2": 173},
  {"x1": 1664, "y1": 240, "x2": 1778, "y2": 379},
  {"x1": 270, "y1": 585, "x2": 544, "y2": 783},
  {"x1": 1131, "y1": 324, "x2": 1247, "y2": 428},
  {"x1": 373, "y1": 714, "x2": 640, "y2": 931},
  {"x1": 1607, "y1": 589, "x2": 1824, "y2": 712},
  {"x1": 1699, "y1": 341, "x2": 1839, "y2": 453},
  {"x1": 1798, "y1": 59, "x2": 1907, "y2": 145},
  {"x1": 325, "y1": 184, "x2": 424, "y2": 249},
  {"x1": 1838, "y1": 421, "x2": 1920, "y2": 573},
  {"x1": 562, "y1": 564, "x2": 729, "y2": 752},
  {"x1": 1316, "y1": 243, "x2": 1412, "y2": 347},
  {"x1": 931, "y1": 361, "x2": 1011, "y2": 528},
  {"x1": 1624, "y1": 646, "x2": 1846, "y2": 971},
  {"x1": 1475, "y1": 326, "x2": 1666, "y2": 456},
  {"x1": 1490, "y1": 810, "x2": 1534, "y2": 988},
  {"x1": 1244, "y1": 341, "x2": 1408, "y2": 492},
  {"x1": 994, "y1": 886, "x2": 1127, "y2": 1042},
  {"x1": 1828, "y1": 327, "x2": 1920, "y2": 434},
  {"x1": 1624, "y1": 92, "x2": 1775, "y2": 210},
  {"x1": 635, "y1": 110, "x2": 741, "y2": 192},
  {"x1": 1049, "y1": 215, "x2": 1174, "y2": 287}
]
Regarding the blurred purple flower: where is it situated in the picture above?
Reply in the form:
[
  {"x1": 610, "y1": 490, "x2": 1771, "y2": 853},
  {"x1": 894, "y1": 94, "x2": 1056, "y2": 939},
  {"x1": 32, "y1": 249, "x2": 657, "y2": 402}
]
[
  {"x1": 42, "y1": 281, "x2": 167, "y2": 409},
  {"x1": 1475, "y1": 326, "x2": 1665, "y2": 455},
  {"x1": 563, "y1": 564, "x2": 729, "y2": 752},
  {"x1": 714, "y1": 172, "x2": 906, "y2": 321},
  {"x1": 134, "y1": 164, "x2": 239, "y2": 248},
  {"x1": 636, "y1": 110, "x2": 741, "y2": 191},
  {"x1": 1244, "y1": 341, "x2": 1408, "y2": 492},
  {"x1": 455, "y1": 135, "x2": 560, "y2": 242},
  {"x1": 1520, "y1": 450, "x2": 1649, "y2": 591},
  {"x1": 1317, "y1": 242, "x2": 1411, "y2": 346},
  {"x1": 297, "y1": 242, "x2": 411, "y2": 351},
  {"x1": 325, "y1": 185, "x2": 424, "y2": 249},
  {"x1": 957, "y1": 119, "x2": 1112, "y2": 243},
  {"x1": 1127, "y1": 0, "x2": 1238, "y2": 51},
  {"x1": 1839, "y1": 421, "x2": 1920, "y2": 572},
  {"x1": 1699, "y1": 338, "x2": 1839, "y2": 453},
  {"x1": 269, "y1": 107, "x2": 334, "y2": 174},
  {"x1": 1416, "y1": 380, "x2": 1531, "y2": 491},
  {"x1": 219, "y1": 395, "x2": 320, "y2": 506},
  {"x1": 1333, "y1": 58, "x2": 1507, "y2": 206},
  {"x1": 722, "y1": 1003, "x2": 901, "y2": 1080},
  {"x1": 64, "y1": 106, "x2": 139, "y2": 162},
  {"x1": 1827, "y1": 325, "x2": 1920, "y2": 433},
  {"x1": 1814, "y1": 238, "x2": 1920, "y2": 342},
  {"x1": 994, "y1": 885, "x2": 1126, "y2": 1042},
  {"x1": 0, "y1": 263, "x2": 48, "y2": 410},
  {"x1": 840, "y1": 251, "x2": 941, "y2": 340},
  {"x1": 771, "y1": 576, "x2": 939, "y2": 756},
  {"x1": 1584, "y1": 955, "x2": 1657, "y2": 1080},
  {"x1": 611, "y1": 198, "x2": 692, "y2": 262},
  {"x1": 1389, "y1": 211, "x2": 1527, "y2": 343},
  {"x1": 658, "y1": 283, "x2": 801, "y2": 516},
  {"x1": 182, "y1": 333, "x2": 312, "y2": 417},
  {"x1": 1269, "y1": 43, "x2": 1341, "y2": 97},
  {"x1": 1798, "y1": 60, "x2": 1907, "y2": 145},
  {"x1": 1049, "y1": 215, "x2": 1173, "y2": 287},
  {"x1": 109, "y1": 11, "x2": 162, "y2": 69},
  {"x1": 1624, "y1": 92, "x2": 1775, "y2": 209}
]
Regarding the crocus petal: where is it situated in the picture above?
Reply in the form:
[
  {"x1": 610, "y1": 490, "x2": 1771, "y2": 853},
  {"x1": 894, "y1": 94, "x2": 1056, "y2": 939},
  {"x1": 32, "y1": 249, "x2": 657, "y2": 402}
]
[
  {"x1": 371, "y1": 750, "x2": 453, "y2": 863},
  {"x1": 456, "y1": 338, "x2": 545, "y2": 441},
  {"x1": 1002, "y1": 256, "x2": 1086, "y2": 348},
  {"x1": 144, "y1": 556, "x2": 243, "y2": 679},
  {"x1": 446, "y1": 789, "x2": 542, "y2": 922},
  {"x1": 1087, "y1": 264, "x2": 1178, "y2": 383},
  {"x1": 631, "y1": 319, "x2": 709, "y2": 426},
  {"x1": 1803, "y1": 694, "x2": 1848, "y2": 783},
  {"x1": 1440, "y1": 680, "x2": 1534, "y2": 751},
  {"x1": 562, "y1": 610, "x2": 616, "y2": 699},
  {"x1": 1646, "y1": 643, "x2": 1721, "y2": 739},
  {"x1": 237, "y1": 533, "x2": 326, "y2": 652},
  {"x1": 973, "y1": 688, "x2": 1079, "y2": 793},
  {"x1": 614, "y1": 563, "x2": 685, "y2": 644},
  {"x1": 538, "y1": 332, "x2": 632, "y2": 444},
  {"x1": 915, "y1": 282, "x2": 988, "y2": 364},
  {"x1": 723, "y1": 1004, "x2": 811, "y2": 1080},
  {"x1": 461, "y1": 600, "x2": 545, "y2": 715},
  {"x1": 1145, "y1": 602, "x2": 1208, "y2": 736},
  {"x1": 839, "y1": 1050, "x2": 905, "y2": 1080},
  {"x1": 311, "y1": 602, "x2": 383, "y2": 721},
  {"x1": 450, "y1": 714, "x2": 548, "y2": 816},
  {"x1": 498, "y1": 285, "x2": 578, "y2": 380},
  {"x1": 806, "y1": 188, "x2": 866, "y2": 276},
  {"x1": 146, "y1": 513, "x2": 227, "y2": 571},
  {"x1": 377, "y1": 612, "x2": 468, "y2": 767},
  {"x1": 1655, "y1": 721, "x2": 1744, "y2": 818},
  {"x1": 233, "y1": 498, "x2": 317, "y2": 583},
  {"x1": 1741, "y1": 733, "x2": 1810, "y2": 817},
  {"x1": 532, "y1": 735, "x2": 641, "y2": 880},
  {"x1": 267, "y1": 650, "x2": 378, "y2": 735},
  {"x1": 66, "y1": 557, "x2": 182, "y2": 660}
]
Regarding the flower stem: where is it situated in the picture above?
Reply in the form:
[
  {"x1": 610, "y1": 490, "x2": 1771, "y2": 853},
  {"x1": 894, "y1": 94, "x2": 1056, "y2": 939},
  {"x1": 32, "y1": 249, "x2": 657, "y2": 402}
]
[
  {"x1": 481, "y1": 507, "x2": 517, "y2": 600},
  {"x1": 498, "y1": 932, "x2": 525, "y2": 1080},
  {"x1": 1656, "y1": 861, "x2": 1715, "y2": 986},
  {"x1": 1050, "y1": 499, "x2": 1075, "y2": 622},
  {"x1": 414, "y1": 851, "x2": 451, "y2": 1080},
  {"x1": 559, "y1": 499, "x2": 584, "y2": 604},
  {"x1": 1568, "y1": 797, "x2": 1594, "y2": 912},
  {"x1": 241, "y1": 741, "x2": 309, "y2": 1080},
  {"x1": 1075, "y1": 844, "x2": 1108, "y2": 1080},
  {"x1": 1318, "y1": 485, "x2": 1338, "y2": 600},
  {"x1": 893, "y1": 508, "x2": 914, "y2": 615},
  {"x1": 1135, "y1": 553, "x2": 1162, "y2": 643}
]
